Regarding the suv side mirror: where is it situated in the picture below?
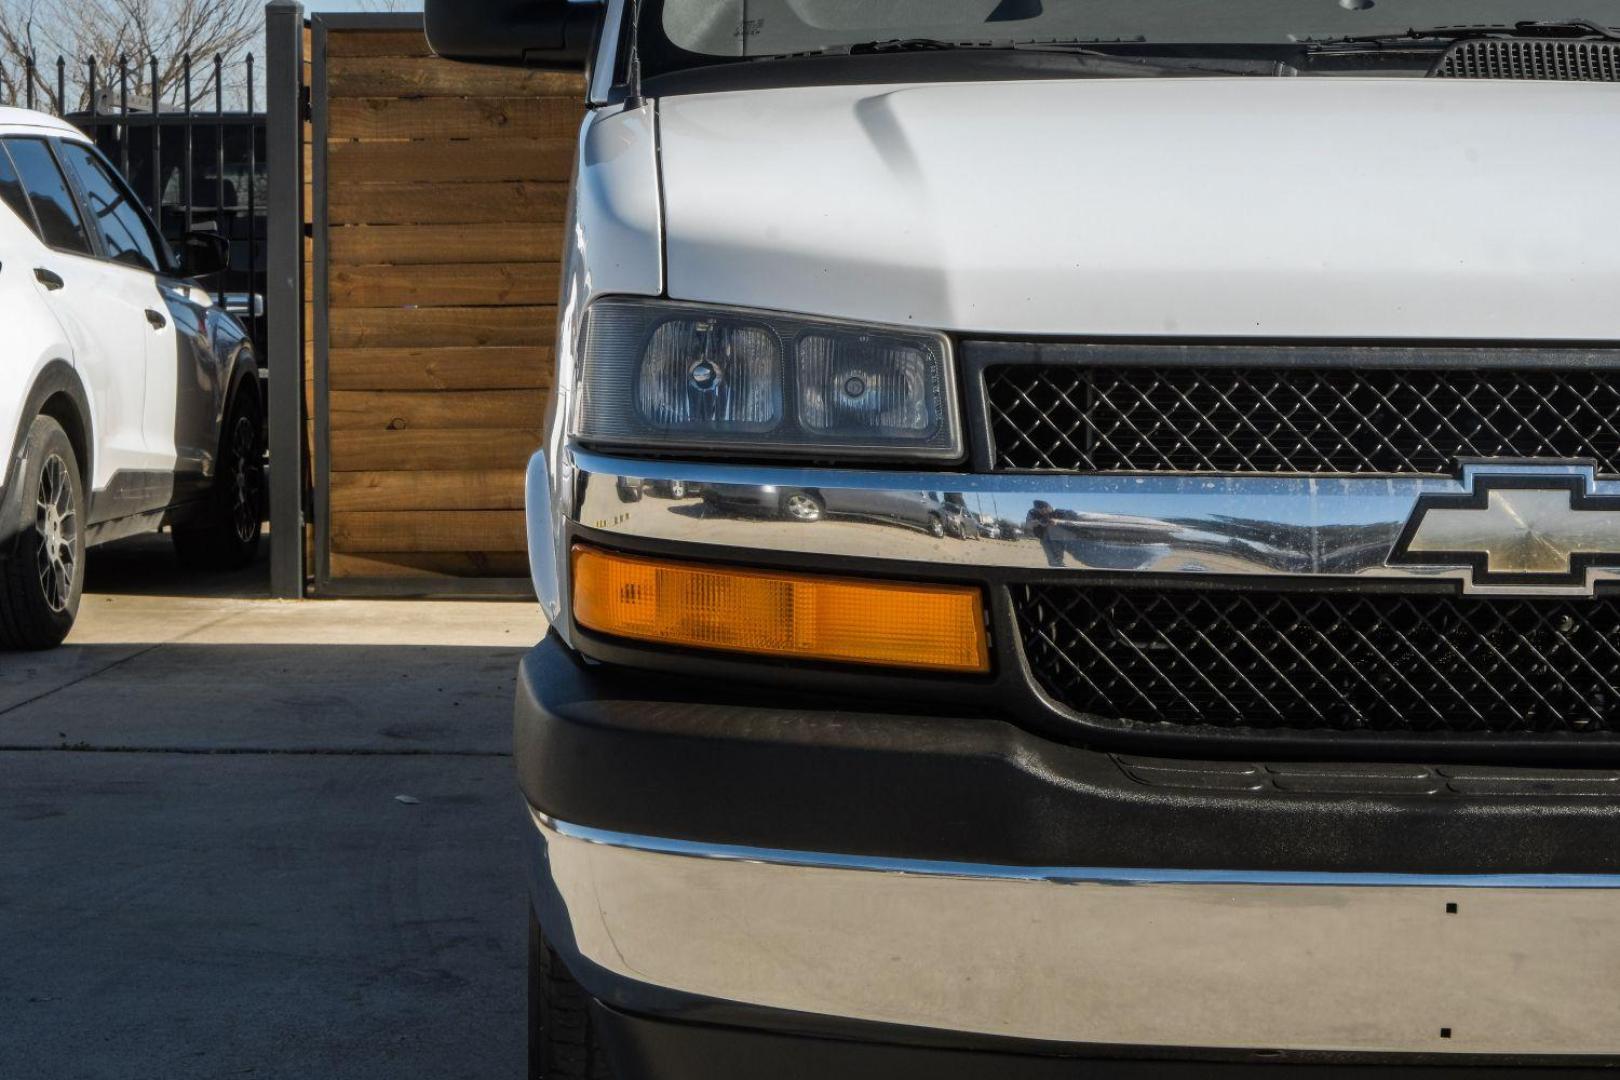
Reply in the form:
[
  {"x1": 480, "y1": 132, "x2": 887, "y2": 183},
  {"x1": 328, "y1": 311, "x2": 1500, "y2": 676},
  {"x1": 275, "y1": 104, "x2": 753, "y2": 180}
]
[
  {"x1": 178, "y1": 230, "x2": 231, "y2": 278},
  {"x1": 425, "y1": 0, "x2": 605, "y2": 70}
]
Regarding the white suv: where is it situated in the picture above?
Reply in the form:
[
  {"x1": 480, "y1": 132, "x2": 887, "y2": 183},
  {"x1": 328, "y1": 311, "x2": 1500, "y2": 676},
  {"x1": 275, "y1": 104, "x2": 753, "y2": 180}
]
[{"x1": 0, "y1": 107, "x2": 263, "y2": 649}]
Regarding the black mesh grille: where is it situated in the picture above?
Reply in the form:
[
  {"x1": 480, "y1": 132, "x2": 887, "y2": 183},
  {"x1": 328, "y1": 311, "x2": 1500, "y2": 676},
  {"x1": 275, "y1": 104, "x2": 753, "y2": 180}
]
[
  {"x1": 986, "y1": 366, "x2": 1620, "y2": 474},
  {"x1": 1433, "y1": 38, "x2": 1620, "y2": 81},
  {"x1": 1016, "y1": 585, "x2": 1620, "y2": 737}
]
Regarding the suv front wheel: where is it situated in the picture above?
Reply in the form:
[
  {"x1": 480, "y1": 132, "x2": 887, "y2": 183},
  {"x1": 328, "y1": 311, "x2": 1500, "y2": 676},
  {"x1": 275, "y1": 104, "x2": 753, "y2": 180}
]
[
  {"x1": 173, "y1": 390, "x2": 264, "y2": 572},
  {"x1": 0, "y1": 414, "x2": 85, "y2": 650}
]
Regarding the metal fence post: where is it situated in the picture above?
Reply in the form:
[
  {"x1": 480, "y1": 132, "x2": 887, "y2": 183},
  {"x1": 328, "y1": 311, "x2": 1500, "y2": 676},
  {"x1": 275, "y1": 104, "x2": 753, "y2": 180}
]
[{"x1": 266, "y1": 1, "x2": 306, "y2": 599}]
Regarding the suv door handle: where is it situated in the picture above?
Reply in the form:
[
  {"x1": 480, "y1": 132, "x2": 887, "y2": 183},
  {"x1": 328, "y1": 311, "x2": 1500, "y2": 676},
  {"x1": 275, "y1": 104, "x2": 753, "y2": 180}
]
[
  {"x1": 145, "y1": 308, "x2": 167, "y2": 330},
  {"x1": 34, "y1": 267, "x2": 64, "y2": 290}
]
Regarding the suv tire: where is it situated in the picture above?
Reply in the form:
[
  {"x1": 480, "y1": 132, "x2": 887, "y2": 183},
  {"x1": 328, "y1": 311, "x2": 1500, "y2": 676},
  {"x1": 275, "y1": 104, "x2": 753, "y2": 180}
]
[
  {"x1": 530, "y1": 911, "x2": 614, "y2": 1080},
  {"x1": 173, "y1": 390, "x2": 264, "y2": 572},
  {"x1": 0, "y1": 415, "x2": 85, "y2": 650}
]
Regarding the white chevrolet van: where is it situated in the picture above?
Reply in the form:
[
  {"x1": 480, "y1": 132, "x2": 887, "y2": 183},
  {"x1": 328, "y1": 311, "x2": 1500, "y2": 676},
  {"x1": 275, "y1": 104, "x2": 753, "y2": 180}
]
[{"x1": 429, "y1": 3, "x2": 1620, "y2": 1076}]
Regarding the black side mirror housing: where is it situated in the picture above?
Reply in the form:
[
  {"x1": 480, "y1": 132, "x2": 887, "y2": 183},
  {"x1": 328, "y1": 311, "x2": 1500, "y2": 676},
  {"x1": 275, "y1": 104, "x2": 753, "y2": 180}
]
[
  {"x1": 178, "y1": 231, "x2": 231, "y2": 278},
  {"x1": 425, "y1": 0, "x2": 605, "y2": 70}
]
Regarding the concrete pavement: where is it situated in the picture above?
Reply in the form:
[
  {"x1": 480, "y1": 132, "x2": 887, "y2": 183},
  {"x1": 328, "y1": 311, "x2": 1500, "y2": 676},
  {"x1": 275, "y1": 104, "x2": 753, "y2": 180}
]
[{"x1": 0, "y1": 535, "x2": 545, "y2": 1079}]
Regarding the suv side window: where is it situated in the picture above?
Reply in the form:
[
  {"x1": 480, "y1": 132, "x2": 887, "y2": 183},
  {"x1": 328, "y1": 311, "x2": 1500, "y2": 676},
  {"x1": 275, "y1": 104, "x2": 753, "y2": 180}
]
[
  {"x1": 1, "y1": 137, "x2": 93, "y2": 256},
  {"x1": 56, "y1": 140, "x2": 168, "y2": 274},
  {"x1": 0, "y1": 141, "x2": 41, "y2": 235}
]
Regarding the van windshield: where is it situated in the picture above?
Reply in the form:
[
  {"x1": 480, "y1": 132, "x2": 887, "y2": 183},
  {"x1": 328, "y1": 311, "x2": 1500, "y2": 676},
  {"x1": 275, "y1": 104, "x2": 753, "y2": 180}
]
[{"x1": 646, "y1": 0, "x2": 1620, "y2": 73}]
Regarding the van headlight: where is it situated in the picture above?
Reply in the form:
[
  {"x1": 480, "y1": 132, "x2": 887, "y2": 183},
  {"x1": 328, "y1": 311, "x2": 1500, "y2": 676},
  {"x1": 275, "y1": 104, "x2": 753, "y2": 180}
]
[{"x1": 573, "y1": 299, "x2": 961, "y2": 460}]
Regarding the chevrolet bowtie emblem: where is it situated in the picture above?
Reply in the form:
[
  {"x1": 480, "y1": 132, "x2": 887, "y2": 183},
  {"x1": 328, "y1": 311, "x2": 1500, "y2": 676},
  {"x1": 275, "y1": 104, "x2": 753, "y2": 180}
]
[{"x1": 1391, "y1": 466, "x2": 1620, "y2": 595}]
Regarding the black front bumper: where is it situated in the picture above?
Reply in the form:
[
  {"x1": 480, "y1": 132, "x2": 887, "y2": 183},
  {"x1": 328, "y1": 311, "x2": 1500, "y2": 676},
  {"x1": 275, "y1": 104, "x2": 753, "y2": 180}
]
[
  {"x1": 518, "y1": 634, "x2": 1620, "y2": 1072},
  {"x1": 517, "y1": 632, "x2": 1620, "y2": 876}
]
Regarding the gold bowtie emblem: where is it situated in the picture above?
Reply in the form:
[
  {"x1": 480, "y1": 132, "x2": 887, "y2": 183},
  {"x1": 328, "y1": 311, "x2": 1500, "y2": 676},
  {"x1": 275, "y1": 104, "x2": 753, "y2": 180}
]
[
  {"x1": 1406, "y1": 487, "x2": 1620, "y2": 575},
  {"x1": 1393, "y1": 471, "x2": 1620, "y2": 594}
]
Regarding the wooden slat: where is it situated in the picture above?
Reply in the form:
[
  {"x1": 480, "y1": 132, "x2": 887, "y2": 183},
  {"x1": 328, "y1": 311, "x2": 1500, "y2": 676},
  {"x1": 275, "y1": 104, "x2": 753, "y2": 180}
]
[
  {"x1": 329, "y1": 305, "x2": 554, "y2": 349},
  {"x1": 328, "y1": 56, "x2": 585, "y2": 98},
  {"x1": 331, "y1": 510, "x2": 528, "y2": 553},
  {"x1": 330, "y1": 551, "x2": 532, "y2": 581},
  {"x1": 328, "y1": 181, "x2": 569, "y2": 226},
  {"x1": 329, "y1": 347, "x2": 553, "y2": 391},
  {"x1": 324, "y1": 30, "x2": 433, "y2": 58},
  {"x1": 329, "y1": 96, "x2": 581, "y2": 141},
  {"x1": 331, "y1": 469, "x2": 527, "y2": 512},
  {"x1": 328, "y1": 139, "x2": 576, "y2": 184},
  {"x1": 329, "y1": 262, "x2": 560, "y2": 307},
  {"x1": 329, "y1": 222, "x2": 566, "y2": 264},
  {"x1": 329, "y1": 389, "x2": 547, "y2": 431},
  {"x1": 331, "y1": 428, "x2": 544, "y2": 472}
]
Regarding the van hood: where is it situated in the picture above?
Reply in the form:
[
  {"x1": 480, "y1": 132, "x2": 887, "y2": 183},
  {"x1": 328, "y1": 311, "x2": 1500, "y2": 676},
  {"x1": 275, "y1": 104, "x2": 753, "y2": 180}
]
[{"x1": 657, "y1": 78, "x2": 1619, "y2": 341}]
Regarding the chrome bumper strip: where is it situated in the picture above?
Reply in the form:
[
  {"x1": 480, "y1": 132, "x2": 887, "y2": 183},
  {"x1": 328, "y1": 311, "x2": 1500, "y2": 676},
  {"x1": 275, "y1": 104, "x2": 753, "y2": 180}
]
[
  {"x1": 542, "y1": 813, "x2": 1620, "y2": 889},
  {"x1": 572, "y1": 449, "x2": 1620, "y2": 593},
  {"x1": 535, "y1": 809, "x2": 1620, "y2": 1054}
]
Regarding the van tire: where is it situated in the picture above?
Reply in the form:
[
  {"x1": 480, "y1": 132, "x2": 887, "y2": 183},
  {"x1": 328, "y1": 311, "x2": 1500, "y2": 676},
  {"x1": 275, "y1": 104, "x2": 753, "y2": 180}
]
[
  {"x1": 530, "y1": 911, "x2": 614, "y2": 1080},
  {"x1": 0, "y1": 415, "x2": 85, "y2": 650},
  {"x1": 173, "y1": 391, "x2": 264, "y2": 572}
]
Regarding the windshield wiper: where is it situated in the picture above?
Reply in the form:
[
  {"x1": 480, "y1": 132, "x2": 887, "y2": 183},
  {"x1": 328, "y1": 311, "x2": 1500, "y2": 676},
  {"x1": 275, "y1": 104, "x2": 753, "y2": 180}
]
[
  {"x1": 754, "y1": 38, "x2": 1288, "y2": 76},
  {"x1": 1315, "y1": 18, "x2": 1620, "y2": 45},
  {"x1": 846, "y1": 38, "x2": 1098, "y2": 56}
]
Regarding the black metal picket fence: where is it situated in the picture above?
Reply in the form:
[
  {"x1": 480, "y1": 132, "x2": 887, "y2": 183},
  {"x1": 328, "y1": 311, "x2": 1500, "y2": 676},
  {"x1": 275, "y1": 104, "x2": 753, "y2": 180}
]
[{"x1": 1, "y1": 53, "x2": 268, "y2": 354}]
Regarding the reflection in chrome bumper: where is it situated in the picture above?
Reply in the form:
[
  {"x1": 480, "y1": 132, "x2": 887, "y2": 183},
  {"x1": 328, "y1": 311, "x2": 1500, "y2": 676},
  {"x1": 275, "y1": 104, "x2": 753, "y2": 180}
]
[
  {"x1": 535, "y1": 809, "x2": 1620, "y2": 1055},
  {"x1": 572, "y1": 449, "x2": 1620, "y2": 594}
]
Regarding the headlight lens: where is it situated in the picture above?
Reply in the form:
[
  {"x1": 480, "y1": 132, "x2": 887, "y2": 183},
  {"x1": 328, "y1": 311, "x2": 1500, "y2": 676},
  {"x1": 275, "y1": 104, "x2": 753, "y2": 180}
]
[
  {"x1": 636, "y1": 316, "x2": 782, "y2": 433},
  {"x1": 796, "y1": 331, "x2": 935, "y2": 437},
  {"x1": 575, "y1": 299, "x2": 960, "y2": 460}
]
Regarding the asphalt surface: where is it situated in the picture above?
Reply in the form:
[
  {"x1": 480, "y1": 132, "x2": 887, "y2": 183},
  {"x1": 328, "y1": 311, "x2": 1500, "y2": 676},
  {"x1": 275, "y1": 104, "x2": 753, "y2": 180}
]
[{"x1": 0, "y1": 535, "x2": 545, "y2": 1079}]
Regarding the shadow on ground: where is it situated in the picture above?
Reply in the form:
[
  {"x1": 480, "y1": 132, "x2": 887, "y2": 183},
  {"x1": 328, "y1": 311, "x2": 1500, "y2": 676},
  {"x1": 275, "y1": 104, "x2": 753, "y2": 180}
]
[
  {"x1": 0, "y1": 749, "x2": 525, "y2": 1080},
  {"x1": 0, "y1": 643, "x2": 526, "y2": 753},
  {"x1": 0, "y1": 533, "x2": 539, "y2": 1079},
  {"x1": 84, "y1": 531, "x2": 272, "y2": 601}
]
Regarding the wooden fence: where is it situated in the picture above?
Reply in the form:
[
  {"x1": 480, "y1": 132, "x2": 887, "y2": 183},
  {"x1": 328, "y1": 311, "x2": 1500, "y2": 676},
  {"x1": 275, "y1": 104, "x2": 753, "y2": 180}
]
[{"x1": 305, "y1": 15, "x2": 583, "y2": 594}]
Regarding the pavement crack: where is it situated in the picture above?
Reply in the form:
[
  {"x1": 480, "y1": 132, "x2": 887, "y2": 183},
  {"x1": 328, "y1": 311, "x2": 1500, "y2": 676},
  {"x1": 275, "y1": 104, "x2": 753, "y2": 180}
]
[
  {"x1": 0, "y1": 641, "x2": 167, "y2": 719},
  {"x1": 0, "y1": 609, "x2": 245, "y2": 720}
]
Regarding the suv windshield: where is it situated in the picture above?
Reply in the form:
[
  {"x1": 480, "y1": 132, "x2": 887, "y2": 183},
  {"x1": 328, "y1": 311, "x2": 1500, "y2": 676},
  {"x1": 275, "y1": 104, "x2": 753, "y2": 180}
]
[{"x1": 646, "y1": 0, "x2": 1620, "y2": 73}]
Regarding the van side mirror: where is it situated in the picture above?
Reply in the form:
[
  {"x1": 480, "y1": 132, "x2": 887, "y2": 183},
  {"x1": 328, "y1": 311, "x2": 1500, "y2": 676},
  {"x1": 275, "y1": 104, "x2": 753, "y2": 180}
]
[
  {"x1": 178, "y1": 230, "x2": 231, "y2": 278},
  {"x1": 425, "y1": 0, "x2": 605, "y2": 70}
]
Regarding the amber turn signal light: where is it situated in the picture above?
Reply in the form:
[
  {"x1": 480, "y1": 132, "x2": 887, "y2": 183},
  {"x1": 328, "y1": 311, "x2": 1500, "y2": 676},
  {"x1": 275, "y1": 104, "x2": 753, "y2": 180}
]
[{"x1": 571, "y1": 545, "x2": 990, "y2": 674}]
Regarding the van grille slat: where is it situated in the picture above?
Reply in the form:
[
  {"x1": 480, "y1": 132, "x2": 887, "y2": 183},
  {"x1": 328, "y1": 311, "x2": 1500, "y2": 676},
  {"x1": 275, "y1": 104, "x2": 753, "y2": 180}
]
[
  {"x1": 985, "y1": 365, "x2": 1620, "y2": 475},
  {"x1": 1016, "y1": 585, "x2": 1620, "y2": 738}
]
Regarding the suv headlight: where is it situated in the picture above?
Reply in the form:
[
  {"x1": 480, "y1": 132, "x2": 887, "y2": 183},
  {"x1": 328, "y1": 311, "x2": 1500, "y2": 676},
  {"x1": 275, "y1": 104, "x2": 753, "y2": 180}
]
[{"x1": 573, "y1": 298, "x2": 962, "y2": 460}]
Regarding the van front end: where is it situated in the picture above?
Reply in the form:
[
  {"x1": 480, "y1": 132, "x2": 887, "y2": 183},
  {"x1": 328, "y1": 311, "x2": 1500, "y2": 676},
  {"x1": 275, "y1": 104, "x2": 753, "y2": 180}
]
[
  {"x1": 428, "y1": 1, "x2": 1620, "y2": 1075},
  {"x1": 517, "y1": 447, "x2": 1620, "y2": 1075}
]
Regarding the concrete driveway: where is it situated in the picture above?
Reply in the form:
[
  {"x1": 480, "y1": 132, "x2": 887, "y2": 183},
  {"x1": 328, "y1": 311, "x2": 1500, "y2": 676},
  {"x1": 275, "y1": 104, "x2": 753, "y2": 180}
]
[{"x1": 0, "y1": 536, "x2": 544, "y2": 1079}]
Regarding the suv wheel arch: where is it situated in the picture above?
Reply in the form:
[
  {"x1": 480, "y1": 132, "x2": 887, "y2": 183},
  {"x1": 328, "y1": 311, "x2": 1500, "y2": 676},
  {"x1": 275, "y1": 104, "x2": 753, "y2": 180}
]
[{"x1": 3, "y1": 361, "x2": 93, "y2": 547}]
